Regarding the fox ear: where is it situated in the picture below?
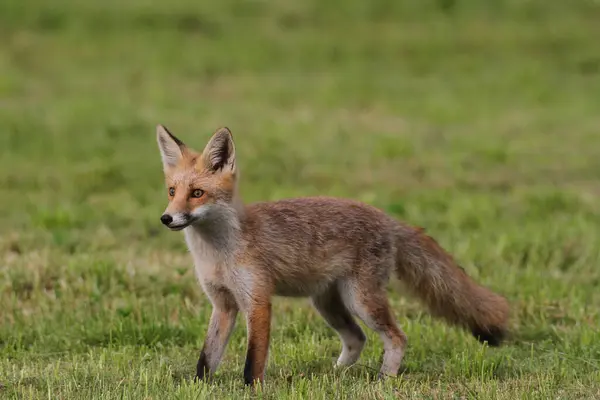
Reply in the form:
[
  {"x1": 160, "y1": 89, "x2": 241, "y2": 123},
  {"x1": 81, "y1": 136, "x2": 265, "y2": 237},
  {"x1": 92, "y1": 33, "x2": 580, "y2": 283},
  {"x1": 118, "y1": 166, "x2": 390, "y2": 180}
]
[
  {"x1": 202, "y1": 127, "x2": 235, "y2": 172},
  {"x1": 156, "y1": 124, "x2": 186, "y2": 169}
]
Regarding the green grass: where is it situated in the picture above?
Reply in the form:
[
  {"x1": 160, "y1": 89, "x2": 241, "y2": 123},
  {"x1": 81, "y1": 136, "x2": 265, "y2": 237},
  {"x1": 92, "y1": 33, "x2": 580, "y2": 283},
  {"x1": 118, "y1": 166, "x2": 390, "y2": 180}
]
[{"x1": 1, "y1": 0, "x2": 600, "y2": 398}]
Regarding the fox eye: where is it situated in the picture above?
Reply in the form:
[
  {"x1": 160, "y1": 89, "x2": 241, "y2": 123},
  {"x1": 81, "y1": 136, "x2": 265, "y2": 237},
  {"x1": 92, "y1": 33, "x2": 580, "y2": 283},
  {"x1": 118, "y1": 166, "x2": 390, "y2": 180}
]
[
  {"x1": 168, "y1": 187, "x2": 175, "y2": 196},
  {"x1": 191, "y1": 189, "x2": 204, "y2": 198}
]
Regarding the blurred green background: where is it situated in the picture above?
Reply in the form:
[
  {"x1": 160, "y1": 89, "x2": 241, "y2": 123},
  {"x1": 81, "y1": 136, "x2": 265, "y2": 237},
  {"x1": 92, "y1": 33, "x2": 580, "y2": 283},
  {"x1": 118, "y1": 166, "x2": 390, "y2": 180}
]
[{"x1": 1, "y1": 0, "x2": 599, "y2": 398}]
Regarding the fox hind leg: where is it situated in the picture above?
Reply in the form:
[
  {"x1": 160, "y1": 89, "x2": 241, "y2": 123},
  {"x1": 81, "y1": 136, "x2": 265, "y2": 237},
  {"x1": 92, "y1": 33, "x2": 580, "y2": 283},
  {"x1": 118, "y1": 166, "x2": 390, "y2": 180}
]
[
  {"x1": 311, "y1": 286, "x2": 367, "y2": 367},
  {"x1": 342, "y1": 281, "x2": 407, "y2": 378}
]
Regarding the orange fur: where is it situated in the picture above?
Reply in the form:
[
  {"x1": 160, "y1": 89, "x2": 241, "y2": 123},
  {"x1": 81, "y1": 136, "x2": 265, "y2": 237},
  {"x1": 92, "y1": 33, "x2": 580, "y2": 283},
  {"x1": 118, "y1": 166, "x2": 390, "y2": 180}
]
[
  {"x1": 155, "y1": 125, "x2": 510, "y2": 385},
  {"x1": 244, "y1": 301, "x2": 272, "y2": 385}
]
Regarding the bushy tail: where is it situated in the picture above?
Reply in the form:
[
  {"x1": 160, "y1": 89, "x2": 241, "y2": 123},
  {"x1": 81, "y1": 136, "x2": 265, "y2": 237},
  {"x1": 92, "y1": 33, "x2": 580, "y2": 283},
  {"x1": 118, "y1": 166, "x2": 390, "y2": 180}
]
[{"x1": 394, "y1": 225, "x2": 509, "y2": 346}]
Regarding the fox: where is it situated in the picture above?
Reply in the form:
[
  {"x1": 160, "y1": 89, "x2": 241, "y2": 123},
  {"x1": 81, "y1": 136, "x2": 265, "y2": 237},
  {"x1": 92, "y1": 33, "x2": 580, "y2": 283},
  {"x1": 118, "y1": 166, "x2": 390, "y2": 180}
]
[{"x1": 155, "y1": 124, "x2": 510, "y2": 386}]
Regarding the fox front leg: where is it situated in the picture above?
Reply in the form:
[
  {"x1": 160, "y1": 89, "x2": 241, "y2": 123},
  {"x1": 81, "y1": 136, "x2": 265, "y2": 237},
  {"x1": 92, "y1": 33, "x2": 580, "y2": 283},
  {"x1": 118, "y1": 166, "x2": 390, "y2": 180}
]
[
  {"x1": 243, "y1": 300, "x2": 272, "y2": 385},
  {"x1": 195, "y1": 285, "x2": 238, "y2": 381}
]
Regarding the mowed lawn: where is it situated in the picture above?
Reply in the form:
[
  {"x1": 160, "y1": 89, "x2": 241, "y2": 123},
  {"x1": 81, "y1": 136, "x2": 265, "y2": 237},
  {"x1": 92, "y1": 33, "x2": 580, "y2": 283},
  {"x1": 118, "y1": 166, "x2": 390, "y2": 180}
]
[{"x1": 1, "y1": 0, "x2": 600, "y2": 398}]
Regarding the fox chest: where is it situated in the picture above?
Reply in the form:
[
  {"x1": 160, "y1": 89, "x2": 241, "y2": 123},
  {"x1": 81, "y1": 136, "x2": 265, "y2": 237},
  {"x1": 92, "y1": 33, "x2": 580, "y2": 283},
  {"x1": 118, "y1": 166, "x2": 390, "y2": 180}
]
[{"x1": 192, "y1": 256, "x2": 225, "y2": 283}]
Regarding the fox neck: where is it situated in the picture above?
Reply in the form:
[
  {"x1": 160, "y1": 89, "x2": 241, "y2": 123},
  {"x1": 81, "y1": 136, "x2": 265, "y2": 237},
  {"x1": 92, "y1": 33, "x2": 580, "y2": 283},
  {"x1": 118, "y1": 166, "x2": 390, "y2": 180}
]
[
  {"x1": 230, "y1": 192, "x2": 245, "y2": 220},
  {"x1": 185, "y1": 201, "x2": 243, "y2": 262}
]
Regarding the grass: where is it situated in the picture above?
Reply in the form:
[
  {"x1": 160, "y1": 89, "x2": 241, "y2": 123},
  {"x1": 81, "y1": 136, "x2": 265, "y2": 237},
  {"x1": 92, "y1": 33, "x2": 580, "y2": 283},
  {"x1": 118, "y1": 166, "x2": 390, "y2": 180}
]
[{"x1": 1, "y1": 0, "x2": 600, "y2": 398}]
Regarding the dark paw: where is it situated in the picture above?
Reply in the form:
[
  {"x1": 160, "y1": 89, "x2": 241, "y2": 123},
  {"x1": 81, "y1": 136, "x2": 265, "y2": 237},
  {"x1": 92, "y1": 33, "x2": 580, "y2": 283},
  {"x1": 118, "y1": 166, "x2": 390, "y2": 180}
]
[
  {"x1": 244, "y1": 375, "x2": 261, "y2": 386},
  {"x1": 195, "y1": 351, "x2": 210, "y2": 382}
]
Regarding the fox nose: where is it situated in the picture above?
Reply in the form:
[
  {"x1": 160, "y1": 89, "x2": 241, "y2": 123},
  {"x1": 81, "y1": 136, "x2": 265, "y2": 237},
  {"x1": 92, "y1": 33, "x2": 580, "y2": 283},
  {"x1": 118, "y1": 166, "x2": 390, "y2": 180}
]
[{"x1": 160, "y1": 214, "x2": 173, "y2": 226}]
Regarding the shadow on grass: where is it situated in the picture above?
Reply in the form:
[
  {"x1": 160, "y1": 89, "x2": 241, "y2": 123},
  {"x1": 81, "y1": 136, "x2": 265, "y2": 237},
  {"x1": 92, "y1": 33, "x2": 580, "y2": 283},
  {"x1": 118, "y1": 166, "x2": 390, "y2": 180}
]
[{"x1": 169, "y1": 358, "x2": 387, "y2": 389}]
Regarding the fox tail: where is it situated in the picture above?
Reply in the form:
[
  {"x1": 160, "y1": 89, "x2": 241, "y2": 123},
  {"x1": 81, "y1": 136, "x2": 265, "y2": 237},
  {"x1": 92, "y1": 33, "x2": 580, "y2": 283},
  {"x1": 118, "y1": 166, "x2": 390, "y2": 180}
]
[{"x1": 394, "y1": 225, "x2": 509, "y2": 346}]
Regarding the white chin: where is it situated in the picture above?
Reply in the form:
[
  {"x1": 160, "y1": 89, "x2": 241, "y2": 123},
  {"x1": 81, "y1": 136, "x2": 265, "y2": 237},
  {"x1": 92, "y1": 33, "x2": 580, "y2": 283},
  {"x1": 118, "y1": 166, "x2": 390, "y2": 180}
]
[{"x1": 168, "y1": 224, "x2": 189, "y2": 231}]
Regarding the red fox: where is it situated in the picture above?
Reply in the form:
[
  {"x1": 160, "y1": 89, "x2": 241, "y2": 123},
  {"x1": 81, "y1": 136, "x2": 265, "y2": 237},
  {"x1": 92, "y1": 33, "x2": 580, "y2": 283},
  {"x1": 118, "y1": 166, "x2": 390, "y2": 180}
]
[{"x1": 155, "y1": 125, "x2": 509, "y2": 385}]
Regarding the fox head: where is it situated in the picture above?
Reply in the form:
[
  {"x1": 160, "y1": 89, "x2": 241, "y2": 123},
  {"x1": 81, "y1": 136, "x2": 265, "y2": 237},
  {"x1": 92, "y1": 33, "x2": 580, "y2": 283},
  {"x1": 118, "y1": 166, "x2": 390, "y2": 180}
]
[{"x1": 156, "y1": 125, "x2": 239, "y2": 231}]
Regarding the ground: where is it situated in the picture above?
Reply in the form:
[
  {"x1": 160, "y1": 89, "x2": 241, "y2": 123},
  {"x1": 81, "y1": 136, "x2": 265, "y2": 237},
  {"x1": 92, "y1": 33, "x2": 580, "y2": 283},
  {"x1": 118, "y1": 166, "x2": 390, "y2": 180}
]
[{"x1": 1, "y1": 0, "x2": 600, "y2": 398}]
